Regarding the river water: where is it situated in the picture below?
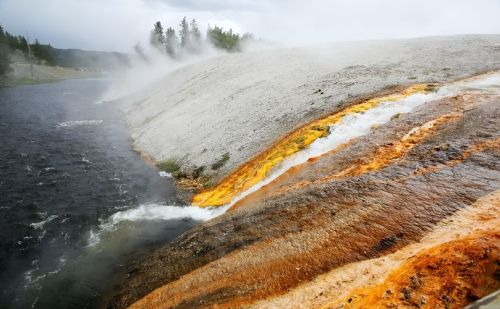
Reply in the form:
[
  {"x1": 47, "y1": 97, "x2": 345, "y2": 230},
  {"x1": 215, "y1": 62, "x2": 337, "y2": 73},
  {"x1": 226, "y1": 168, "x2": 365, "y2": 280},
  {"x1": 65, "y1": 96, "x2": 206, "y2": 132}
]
[{"x1": 0, "y1": 79, "x2": 197, "y2": 308}]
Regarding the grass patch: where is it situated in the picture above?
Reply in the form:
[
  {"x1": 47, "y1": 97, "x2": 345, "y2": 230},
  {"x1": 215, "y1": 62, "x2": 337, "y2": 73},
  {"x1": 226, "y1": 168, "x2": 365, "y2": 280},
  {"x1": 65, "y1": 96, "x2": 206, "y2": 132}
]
[{"x1": 158, "y1": 158, "x2": 181, "y2": 173}]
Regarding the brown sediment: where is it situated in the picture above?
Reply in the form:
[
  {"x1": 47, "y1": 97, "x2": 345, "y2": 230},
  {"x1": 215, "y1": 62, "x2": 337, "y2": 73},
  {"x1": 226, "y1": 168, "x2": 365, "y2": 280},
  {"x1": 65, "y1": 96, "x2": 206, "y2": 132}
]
[
  {"x1": 132, "y1": 145, "x2": 158, "y2": 167},
  {"x1": 230, "y1": 111, "x2": 462, "y2": 211},
  {"x1": 411, "y1": 138, "x2": 500, "y2": 177},
  {"x1": 192, "y1": 71, "x2": 500, "y2": 208},
  {"x1": 108, "y1": 74, "x2": 500, "y2": 309},
  {"x1": 230, "y1": 88, "x2": 500, "y2": 213},
  {"x1": 128, "y1": 183, "x2": 500, "y2": 309},
  {"x1": 192, "y1": 84, "x2": 434, "y2": 207},
  {"x1": 322, "y1": 112, "x2": 462, "y2": 179},
  {"x1": 228, "y1": 140, "x2": 354, "y2": 211},
  {"x1": 324, "y1": 231, "x2": 500, "y2": 309},
  {"x1": 251, "y1": 190, "x2": 500, "y2": 309},
  {"x1": 126, "y1": 123, "x2": 499, "y2": 308}
]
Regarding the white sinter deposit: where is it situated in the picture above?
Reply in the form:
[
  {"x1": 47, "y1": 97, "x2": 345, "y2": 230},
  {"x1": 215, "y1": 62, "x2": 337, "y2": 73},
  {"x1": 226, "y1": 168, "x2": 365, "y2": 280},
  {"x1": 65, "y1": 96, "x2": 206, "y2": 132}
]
[{"x1": 122, "y1": 35, "x2": 500, "y2": 182}]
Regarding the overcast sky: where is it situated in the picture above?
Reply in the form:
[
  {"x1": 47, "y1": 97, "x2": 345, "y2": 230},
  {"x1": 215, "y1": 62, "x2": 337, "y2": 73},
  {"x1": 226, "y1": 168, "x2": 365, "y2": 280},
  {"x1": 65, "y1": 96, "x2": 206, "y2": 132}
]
[{"x1": 1, "y1": 0, "x2": 499, "y2": 52}]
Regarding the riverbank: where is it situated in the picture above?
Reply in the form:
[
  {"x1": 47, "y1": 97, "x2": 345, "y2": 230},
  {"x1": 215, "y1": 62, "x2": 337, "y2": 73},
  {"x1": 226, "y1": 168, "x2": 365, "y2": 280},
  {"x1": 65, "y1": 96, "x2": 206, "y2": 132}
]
[
  {"x1": 0, "y1": 51, "x2": 102, "y2": 87},
  {"x1": 0, "y1": 62, "x2": 101, "y2": 86}
]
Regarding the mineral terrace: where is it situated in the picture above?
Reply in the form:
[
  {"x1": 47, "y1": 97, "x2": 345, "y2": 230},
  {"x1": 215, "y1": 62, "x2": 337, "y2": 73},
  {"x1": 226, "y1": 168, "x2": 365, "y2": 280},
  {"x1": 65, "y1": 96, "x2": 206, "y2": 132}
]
[{"x1": 108, "y1": 36, "x2": 500, "y2": 309}]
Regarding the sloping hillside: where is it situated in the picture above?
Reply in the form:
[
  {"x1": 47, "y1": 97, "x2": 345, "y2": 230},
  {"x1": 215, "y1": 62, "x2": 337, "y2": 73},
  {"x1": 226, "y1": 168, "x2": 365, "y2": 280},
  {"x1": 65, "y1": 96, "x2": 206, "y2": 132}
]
[
  {"x1": 124, "y1": 35, "x2": 500, "y2": 186},
  {"x1": 111, "y1": 69, "x2": 500, "y2": 309},
  {"x1": 107, "y1": 35, "x2": 500, "y2": 308}
]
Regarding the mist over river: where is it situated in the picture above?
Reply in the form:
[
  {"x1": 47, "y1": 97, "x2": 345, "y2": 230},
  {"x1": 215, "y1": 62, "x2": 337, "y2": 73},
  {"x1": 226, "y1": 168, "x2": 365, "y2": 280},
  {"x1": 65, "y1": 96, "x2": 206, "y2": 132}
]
[{"x1": 0, "y1": 79, "x2": 196, "y2": 308}]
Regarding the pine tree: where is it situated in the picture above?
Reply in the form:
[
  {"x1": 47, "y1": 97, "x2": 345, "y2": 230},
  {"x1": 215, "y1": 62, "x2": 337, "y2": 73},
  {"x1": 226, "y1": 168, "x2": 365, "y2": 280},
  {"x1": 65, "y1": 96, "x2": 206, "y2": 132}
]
[
  {"x1": 0, "y1": 25, "x2": 6, "y2": 44},
  {"x1": 31, "y1": 39, "x2": 54, "y2": 65},
  {"x1": 0, "y1": 25, "x2": 11, "y2": 76},
  {"x1": 0, "y1": 43, "x2": 11, "y2": 76},
  {"x1": 32, "y1": 39, "x2": 42, "y2": 63},
  {"x1": 150, "y1": 21, "x2": 165, "y2": 50},
  {"x1": 179, "y1": 17, "x2": 190, "y2": 48},
  {"x1": 5, "y1": 32, "x2": 19, "y2": 50},
  {"x1": 207, "y1": 26, "x2": 243, "y2": 52},
  {"x1": 190, "y1": 19, "x2": 201, "y2": 52},
  {"x1": 18, "y1": 35, "x2": 29, "y2": 56},
  {"x1": 0, "y1": 25, "x2": 13, "y2": 76},
  {"x1": 165, "y1": 27, "x2": 178, "y2": 58}
]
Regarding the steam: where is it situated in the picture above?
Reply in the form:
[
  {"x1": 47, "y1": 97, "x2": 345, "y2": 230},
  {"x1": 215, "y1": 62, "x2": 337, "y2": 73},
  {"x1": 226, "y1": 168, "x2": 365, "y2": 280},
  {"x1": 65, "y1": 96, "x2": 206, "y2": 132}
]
[
  {"x1": 99, "y1": 40, "x2": 255, "y2": 102},
  {"x1": 99, "y1": 33, "x2": 277, "y2": 104}
]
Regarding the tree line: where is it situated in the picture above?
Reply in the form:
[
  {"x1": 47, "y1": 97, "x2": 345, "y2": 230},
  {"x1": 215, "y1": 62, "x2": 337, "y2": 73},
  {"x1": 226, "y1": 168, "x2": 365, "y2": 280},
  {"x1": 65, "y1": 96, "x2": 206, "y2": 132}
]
[
  {"x1": 0, "y1": 24, "x2": 55, "y2": 76},
  {"x1": 149, "y1": 17, "x2": 254, "y2": 58}
]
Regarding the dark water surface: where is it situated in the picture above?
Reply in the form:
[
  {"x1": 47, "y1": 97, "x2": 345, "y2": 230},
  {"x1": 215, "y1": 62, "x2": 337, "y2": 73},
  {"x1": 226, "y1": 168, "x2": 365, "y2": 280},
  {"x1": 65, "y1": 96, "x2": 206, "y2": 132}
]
[{"x1": 0, "y1": 79, "x2": 195, "y2": 308}]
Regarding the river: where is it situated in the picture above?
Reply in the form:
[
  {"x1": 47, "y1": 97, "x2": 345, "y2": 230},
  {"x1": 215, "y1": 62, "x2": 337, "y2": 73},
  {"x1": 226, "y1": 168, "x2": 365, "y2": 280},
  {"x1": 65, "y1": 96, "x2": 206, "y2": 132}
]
[{"x1": 0, "y1": 78, "x2": 197, "y2": 308}]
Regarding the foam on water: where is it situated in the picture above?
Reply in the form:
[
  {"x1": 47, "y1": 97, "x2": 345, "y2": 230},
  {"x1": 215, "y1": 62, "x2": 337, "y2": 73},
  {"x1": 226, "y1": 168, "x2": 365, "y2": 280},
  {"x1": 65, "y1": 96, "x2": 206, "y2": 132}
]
[
  {"x1": 55, "y1": 120, "x2": 103, "y2": 128},
  {"x1": 109, "y1": 203, "x2": 228, "y2": 222},
  {"x1": 159, "y1": 171, "x2": 173, "y2": 178},
  {"x1": 81, "y1": 156, "x2": 93, "y2": 164},
  {"x1": 29, "y1": 215, "x2": 59, "y2": 230},
  {"x1": 88, "y1": 203, "x2": 229, "y2": 246}
]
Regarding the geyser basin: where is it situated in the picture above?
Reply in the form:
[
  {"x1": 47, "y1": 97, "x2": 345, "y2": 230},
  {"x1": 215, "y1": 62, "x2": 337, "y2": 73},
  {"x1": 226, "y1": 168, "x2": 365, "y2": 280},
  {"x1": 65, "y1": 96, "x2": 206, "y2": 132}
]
[
  {"x1": 116, "y1": 73, "x2": 500, "y2": 308},
  {"x1": 192, "y1": 71, "x2": 500, "y2": 208}
]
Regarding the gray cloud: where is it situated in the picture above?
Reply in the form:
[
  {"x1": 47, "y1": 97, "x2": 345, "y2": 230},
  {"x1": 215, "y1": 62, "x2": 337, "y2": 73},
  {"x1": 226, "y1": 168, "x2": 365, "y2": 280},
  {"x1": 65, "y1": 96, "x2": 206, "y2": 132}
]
[
  {"x1": 156, "y1": 0, "x2": 269, "y2": 11},
  {"x1": 0, "y1": 0, "x2": 499, "y2": 52}
]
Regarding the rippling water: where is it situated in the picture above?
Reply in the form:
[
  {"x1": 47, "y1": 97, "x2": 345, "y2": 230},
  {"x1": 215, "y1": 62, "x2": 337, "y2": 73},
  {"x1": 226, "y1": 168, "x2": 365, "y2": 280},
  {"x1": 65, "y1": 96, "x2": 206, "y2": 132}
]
[{"x1": 0, "y1": 79, "x2": 195, "y2": 308}]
